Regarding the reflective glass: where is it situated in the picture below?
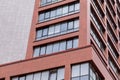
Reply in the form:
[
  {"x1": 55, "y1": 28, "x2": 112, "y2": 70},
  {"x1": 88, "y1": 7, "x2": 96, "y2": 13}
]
[
  {"x1": 46, "y1": 44, "x2": 53, "y2": 54},
  {"x1": 40, "y1": 46, "x2": 46, "y2": 55},
  {"x1": 33, "y1": 47, "x2": 40, "y2": 57},
  {"x1": 33, "y1": 72, "x2": 41, "y2": 80},
  {"x1": 63, "y1": 5, "x2": 68, "y2": 14},
  {"x1": 53, "y1": 43, "x2": 59, "y2": 52},
  {"x1": 67, "y1": 40, "x2": 73, "y2": 49},
  {"x1": 59, "y1": 41, "x2": 66, "y2": 51}
]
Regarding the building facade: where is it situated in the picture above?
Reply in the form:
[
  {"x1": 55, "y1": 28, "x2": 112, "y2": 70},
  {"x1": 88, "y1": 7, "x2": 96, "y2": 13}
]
[
  {"x1": 0, "y1": 0, "x2": 120, "y2": 80},
  {"x1": 0, "y1": 0, "x2": 35, "y2": 64}
]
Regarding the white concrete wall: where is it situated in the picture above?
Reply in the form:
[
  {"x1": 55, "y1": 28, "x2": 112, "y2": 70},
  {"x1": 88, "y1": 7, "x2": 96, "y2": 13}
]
[{"x1": 0, "y1": 0, "x2": 35, "y2": 64}]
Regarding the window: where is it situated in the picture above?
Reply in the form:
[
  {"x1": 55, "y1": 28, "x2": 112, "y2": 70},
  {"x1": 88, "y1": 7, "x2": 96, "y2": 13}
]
[
  {"x1": 81, "y1": 63, "x2": 89, "y2": 76},
  {"x1": 45, "y1": 11, "x2": 50, "y2": 19},
  {"x1": 63, "y1": 5, "x2": 69, "y2": 14},
  {"x1": 39, "y1": 13, "x2": 45, "y2": 21},
  {"x1": 36, "y1": 30, "x2": 42, "y2": 40},
  {"x1": 68, "y1": 21, "x2": 74, "y2": 30},
  {"x1": 41, "y1": 71, "x2": 49, "y2": 80},
  {"x1": 61, "y1": 22, "x2": 67, "y2": 32},
  {"x1": 48, "y1": 26, "x2": 55, "y2": 35},
  {"x1": 39, "y1": 1, "x2": 80, "y2": 22},
  {"x1": 40, "y1": 46, "x2": 46, "y2": 55},
  {"x1": 53, "y1": 43, "x2": 59, "y2": 52},
  {"x1": 56, "y1": 7, "x2": 62, "y2": 16},
  {"x1": 43, "y1": 28, "x2": 48, "y2": 36},
  {"x1": 69, "y1": 4, "x2": 75, "y2": 12},
  {"x1": 33, "y1": 72, "x2": 41, "y2": 80},
  {"x1": 75, "y1": 3, "x2": 80, "y2": 11},
  {"x1": 36, "y1": 19, "x2": 79, "y2": 41},
  {"x1": 71, "y1": 63, "x2": 102, "y2": 80},
  {"x1": 67, "y1": 40, "x2": 73, "y2": 49},
  {"x1": 54, "y1": 24, "x2": 60, "y2": 33},
  {"x1": 33, "y1": 47, "x2": 40, "y2": 57},
  {"x1": 73, "y1": 38, "x2": 78, "y2": 48},
  {"x1": 59, "y1": 41, "x2": 66, "y2": 51},
  {"x1": 11, "y1": 67, "x2": 65, "y2": 80},
  {"x1": 19, "y1": 76, "x2": 25, "y2": 80},
  {"x1": 74, "y1": 19, "x2": 79, "y2": 29},
  {"x1": 33, "y1": 37, "x2": 78, "y2": 57},
  {"x1": 57, "y1": 68, "x2": 65, "y2": 80},
  {"x1": 41, "y1": 0, "x2": 62, "y2": 6},
  {"x1": 50, "y1": 10, "x2": 56, "y2": 18},
  {"x1": 72, "y1": 65, "x2": 80, "y2": 78},
  {"x1": 26, "y1": 74, "x2": 33, "y2": 80},
  {"x1": 46, "y1": 44, "x2": 53, "y2": 54}
]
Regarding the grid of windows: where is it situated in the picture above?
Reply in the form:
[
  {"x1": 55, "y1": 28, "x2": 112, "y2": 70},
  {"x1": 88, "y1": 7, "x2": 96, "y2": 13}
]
[
  {"x1": 90, "y1": 27, "x2": 106, "y2": 52},
  {"x1": 11, "y1": 67, "x2": 64, "y2": 80},
  {"x1": 108, "y1": 58, "x2": 118, "y2": 74},
  {"x1": 41, "y1": 0, "x2": 62, "y2": 6},
  {"x1": 33, "y1": 38, "x2": 78, "y2": 57},
  {"x1": 36, "y1": 19, "x2": 79, "y2": 40},
  {"x1": 71, "y1": 63, "x2": 102, "y2": 80},
  {"x1": 39, "y1": 1, "x2": 80, "y2": 22}
]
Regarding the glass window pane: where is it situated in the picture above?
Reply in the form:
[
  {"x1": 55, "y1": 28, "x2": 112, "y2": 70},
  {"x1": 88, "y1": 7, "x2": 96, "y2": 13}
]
[
  {"x1": 72, "y1": 65, "x2": 80, "y2": 77},
  {"x1": 81, "y1": 75, "x2": 89, "y2": 80},
  {"x1": 50, "y1": 73, "x2": 57, "y2": 80},
  {"x1": 71, "y1": 77, "x2": 79, "y2": 80},
  {"x1": 68, "y1": 21, "x2": 74, "y2": 30},
  {"x1": 40, "y1": 46, "x2": 46, "y2": 55},
  {"x1": 56, "y1": 7, "x2": 62, "y2": 16},
  {"x1": 48, "y1": 26, "x2": 55, "y2": 35},
  {"x1": 45, "y1": 11, "x2": 50, "y2": 19},
  {"x1": 73, "y1": 38, "x2": 78, "y2": 48},
  {"x1": 61, "y1": 22, "x2": 67, "y2": 32},
  {"x1": 63, "y1": 5, "x2": 68, "y2": 14},
  {"x1": 59, "y1": 41, "x2": 66, "y2": 51},
  {"x1": 39, "y1": 13, "x2": 45, "y2": 21},
  {"x1": 43, "y1": 28, "x2": 48, "y2": 36},
  {"x1": 26, "y1": 74, "x2": 33, "y2": 80},
  {"x1": 74, "y1": 19, "x2": 79, "y2": 29},
  {"x1": 57, "y1": 68, "x2": 65, "y2": 80},
  {"x1": 41, "y1": 71, "x2": 49, "y2": 80},
  {"x1": 19, "y1": 76, "x2": 25, "y2": 80},
  {"x1": 33, "y1": 72, "x2": 41, "y2": 80},
  {"x1": 46, "y1": 44, "x2": 53, "y2": 54},
  {"x1": 75, "y1": 3, "x2": 80, "y2": 11},
  {"x1": 47, "y1": 0, "x2": 52, "y2": 3},
  {"x1": 36, "y1": 30, "x2": 42, "y2": 38},
  {"x1": 54, "y1": 24, "x2": 60, "y2": 33},
  {"x1": 67, "y1": 40, "x2": 73, "y2": 49},
  {"x1": 81, "y1": 63, "x2": 89, "y2": 76},
  {"x1": 53, "y1": 43, "x2": 59, "y2": 53},
  {"x1": 33, "y1": 47, "x2": 40, "y2": 57},
  {"x1": 69, "y1": 4, "x2": 75, "y2": 12},
  {"x1": 41, "y1": 0, "x2": 47, "y2": 5},
  {"x1": 50, "y1": 10, "x2": 56, "y2": 18},
  {"x1": 12, "y1": 77, "x2": 18, "y2": 80}
]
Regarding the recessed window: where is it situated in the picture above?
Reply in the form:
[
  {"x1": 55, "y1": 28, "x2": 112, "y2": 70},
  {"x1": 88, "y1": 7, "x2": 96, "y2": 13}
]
[
  {"x1": 36, "y1": 19, "x2": 79, "y2": 41},
  {"x1": 41, "y1": 0, "x2": 63, "y2": 6},
  {"x1": 59, "y1": 41, "x2": 66, "y2": 51},
  {"x1": 61, "y1": 22, "x2": 67, "y2": 32},
  {"x1": 71, "y1": 63, "x2": 102, "y2": 80},
  {"x1": 69, "y1": 4, "x2": 75, "y2": 12},
  {"x1": 46, "y1": 44, "x2": 53, "y2": 54},
  {"x1": 11, "y1": 67, "x2": 65, "y2": 80},
  {"x1": 33, "y1": 37, "x2": 78, "y2": 57},
  {"x1": 33, "y1": 47, "x2": 40, "y2": 57},
  {"x1": 41, "y1": 71, "x2": 49, "y2": 80},
  {"x1": 40, "y1": 46, "x2": 46, "y2": 55},
  {"x1": 39, "y1": 1, "x2": 80, "y2": 22},
  {"x1": 67, "y1": 40, "x2": 73, "y2": 49},
  {"x1": 43, "y1": 28, "x2": 48, "y2": 37},
  {"x1": 53, "y1": 43, "x2": 59, "y2": 52},
  {"x1": 33, "y1": 72, "x2": 41, "y2": 80},
  {"x1": 26, "y1": 74, "x2": 33, "y2": 80},
  {"x1": 63, "y1": 5, "x2": 69, "y2": 14},
  {"x1": 48, "y1": 26, "x2": 55, "y2": 35}
]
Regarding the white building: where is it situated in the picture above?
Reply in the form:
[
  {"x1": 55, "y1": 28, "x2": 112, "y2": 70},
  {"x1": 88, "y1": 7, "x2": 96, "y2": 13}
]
[{"x1": 0, "y1": 0, "x2": 35, "y2": 64}]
